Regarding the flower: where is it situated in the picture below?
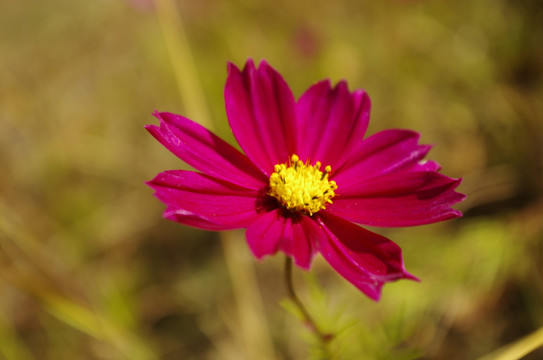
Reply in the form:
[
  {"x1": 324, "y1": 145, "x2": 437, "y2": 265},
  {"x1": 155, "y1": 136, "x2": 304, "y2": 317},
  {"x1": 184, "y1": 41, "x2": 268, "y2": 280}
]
[{"x1": 146, "y1": 59, "x2": 465, "y2": 301}]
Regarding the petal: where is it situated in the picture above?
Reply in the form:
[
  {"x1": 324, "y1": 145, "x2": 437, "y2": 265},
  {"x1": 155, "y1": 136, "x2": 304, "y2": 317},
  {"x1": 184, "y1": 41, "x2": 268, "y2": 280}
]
[
  {"x1": 409, "y1": 160, "x2": 442, "y2": 172},
  {"x1": 328, "y1": 171, "x2": 465, "y2": 227},
  {"x1": 295, "y1": 80, "x2": 371, "y2": 169},
  {"x1": 245, "y1": 210, "x2": 321, "y2": 268},
  {"x1": 225, "y1": 60, "x2": 297, "y2": 174},
  {"x1": 147, "y1": 170, "x2": 263, "y2": 230},
  {"x1": 317, "y1": 212, "x2": 417, "y2": 301},
  {"x1": 146, "y1": 111, "x2": 267, "y2": 190},
  {"x1": 279, "y1": 215, "x2": 324, "y2": 269},
  {"x1": 333, "y1": 129, "x2": 432, "y2": 186},
  {"x1": 245, "y1": 209, "x2": 284, "y2": 259}
]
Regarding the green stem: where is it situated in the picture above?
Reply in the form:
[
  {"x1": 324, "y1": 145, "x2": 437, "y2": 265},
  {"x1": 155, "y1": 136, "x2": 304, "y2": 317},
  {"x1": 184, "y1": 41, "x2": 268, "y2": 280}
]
[
  {"x1": 284, "y1": 256, "x2": 333, "y2": 356},
  {"x1": 477, "y1": 326, "x2": 543, "y2": 360}
]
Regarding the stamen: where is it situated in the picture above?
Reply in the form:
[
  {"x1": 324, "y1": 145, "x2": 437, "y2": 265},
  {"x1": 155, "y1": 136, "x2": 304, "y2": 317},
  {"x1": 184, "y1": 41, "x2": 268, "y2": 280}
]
[{"x1": 268, "y1": 154, "x2": 338, "y2": 216}]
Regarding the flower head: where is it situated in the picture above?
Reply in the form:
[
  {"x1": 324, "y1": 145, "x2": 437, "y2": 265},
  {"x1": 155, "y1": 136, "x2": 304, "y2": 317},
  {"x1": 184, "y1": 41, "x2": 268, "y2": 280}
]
[{"x1": 146, "y1": 59, "x2": 465, "y2": 301}]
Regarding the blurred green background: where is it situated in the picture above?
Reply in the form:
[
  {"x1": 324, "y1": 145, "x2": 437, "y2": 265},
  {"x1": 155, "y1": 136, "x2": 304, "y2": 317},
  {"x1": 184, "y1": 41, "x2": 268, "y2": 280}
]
[{"x1": 1, "y1": 0, "x2": 542, "y2": 359}]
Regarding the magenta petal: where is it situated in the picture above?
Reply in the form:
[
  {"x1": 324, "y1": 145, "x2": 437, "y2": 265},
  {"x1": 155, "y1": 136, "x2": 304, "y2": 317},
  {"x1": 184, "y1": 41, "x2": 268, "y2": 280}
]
[
  {"x1": 146, "y1": 112, "x2": 267, "y2": 190},
  {"x1": 225, "y1": 60, "x2": 297, "y2": 174},
  {"x1": 279, "y1": 215, "x2": 324, "y2": 269},
  {"x1": 333, "y1": 129, "x2": 432, "y2": 186},
  {"x1": 147, "y1": 170, "x2": 262, "y2": 230},
  {"x1": 317, "y1": 212, "x2": 417, "y2": 301},
  {"x1": 295, "y1": 80, "x2": 371, "y2": 169},
  {"x1": 245, "y1": 209, "x2": 284, "y2": 259},
  {"x1": 409, "y1": 160, "x2": 442, "y2": 172},
  {"x1": 329, "y1": 171, "x2": 465, "y2": 227},
  {"x1": 246, "y1": 211, "x2": 322, "y2": 269}
]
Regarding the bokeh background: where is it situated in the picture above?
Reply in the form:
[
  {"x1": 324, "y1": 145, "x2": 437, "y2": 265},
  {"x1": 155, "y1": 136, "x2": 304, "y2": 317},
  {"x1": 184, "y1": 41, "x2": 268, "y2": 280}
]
[{"x1": 1, "y1": 0, "x2": 542, "y2": 359}]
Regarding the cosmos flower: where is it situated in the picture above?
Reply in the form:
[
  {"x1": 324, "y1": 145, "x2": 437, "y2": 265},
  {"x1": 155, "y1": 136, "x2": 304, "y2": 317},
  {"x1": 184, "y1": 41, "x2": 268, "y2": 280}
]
[{"x1": 146, "y1": 59, "x2": 465, "y2": 301}]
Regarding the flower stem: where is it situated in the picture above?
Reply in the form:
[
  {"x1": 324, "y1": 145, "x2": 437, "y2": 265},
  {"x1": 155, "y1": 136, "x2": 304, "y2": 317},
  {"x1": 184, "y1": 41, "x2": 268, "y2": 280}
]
[
  {"x1": 154, "y1": 0, "x2": 212, "y2": 129},
  {"x1": 477, "y1": 325, "x2": 543, "y2": 360},
  {"x1": 284, "y1": 256, "x2": 333, "y2": 356}
]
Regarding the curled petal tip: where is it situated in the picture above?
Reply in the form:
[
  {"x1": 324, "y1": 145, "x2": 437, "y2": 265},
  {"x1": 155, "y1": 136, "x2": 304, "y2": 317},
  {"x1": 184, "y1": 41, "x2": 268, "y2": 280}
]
[
  {"x1": 243, "y1": 58, "x2": 256, "y2": 71},
  {"x1": 226, "y1": 61, "x2": 240, "y2": 75},
  {"x1": 258, "y1": 59, "x2": 272, "y2": 70},
  {"x1": 404, "y1": 271, "x2": 420, "y2": 282},
  {"x1": 335, "y1": 79, "x2": 349, "y2": 91},
  {"x1": 151, "y1": 109, "x2": 160, "y2": 118}
]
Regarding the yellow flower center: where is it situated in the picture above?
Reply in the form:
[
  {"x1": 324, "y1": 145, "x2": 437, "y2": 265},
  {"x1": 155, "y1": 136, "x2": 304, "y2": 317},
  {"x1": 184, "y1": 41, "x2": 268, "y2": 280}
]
[{"x1": 268, "y1": 154, "x2": 338, "y2": 216}]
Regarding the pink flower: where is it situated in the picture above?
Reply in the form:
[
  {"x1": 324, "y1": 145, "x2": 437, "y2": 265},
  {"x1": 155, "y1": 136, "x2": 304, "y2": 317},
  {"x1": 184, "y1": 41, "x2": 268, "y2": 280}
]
[{"x1": 146, "y1": 59, "x2": 465, "y2": 301}]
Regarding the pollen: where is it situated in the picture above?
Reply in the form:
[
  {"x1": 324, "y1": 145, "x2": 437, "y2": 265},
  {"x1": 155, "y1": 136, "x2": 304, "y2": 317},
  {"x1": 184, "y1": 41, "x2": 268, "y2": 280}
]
[{"x1": 269, "y1": 154, "x2": 338, "y2": 216}]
